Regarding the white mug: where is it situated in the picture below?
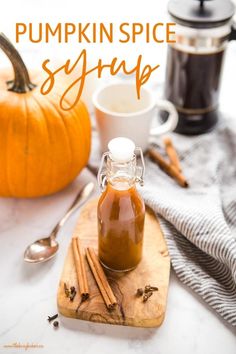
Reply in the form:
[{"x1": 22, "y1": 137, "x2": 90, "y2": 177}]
[{"x1": 93, "y1": 83, "x2": 178, "y2": 152}]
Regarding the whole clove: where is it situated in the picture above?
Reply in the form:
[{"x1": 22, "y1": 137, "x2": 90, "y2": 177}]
[
  {"x1": 53, "y1": 320, "x2": 59, "y2": 328},
  {"x1": 47, "y1": 314, "x2": 58, "y2": 323},
  {"x1": 70, "y1": 292, "x2": 76, "y2": 302},
  {"x1": 143, "y1": 291, "x2": 153, "y2": 302},
  {"x1": 81, "y1": 293, "x2": 89, "y2": 302},
  {"x1": 70, "y1": 286, "x2": 76, "y2": 293},
  {"x1": 64, "y1": 283, "x2": 77, "y2": 302},
  {"x1": 136, "y1": 285, "x2": 158, "y2": 297},
  {"x1": 64, "y1": 283, "x2": 70, "y2": 297},
  {"x1": 136, "y1": 288, "x2": 144, "y2": 296},
  {"x1": 144, "y1": 285, "x2": 159, "y2": 293},
  {"x1": 69, "y1": 287, "x2": 77, "y2": 302}
]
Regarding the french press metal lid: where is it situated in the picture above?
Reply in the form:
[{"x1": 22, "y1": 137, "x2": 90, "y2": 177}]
[{"x1": 168, "y1": 0, "x2": 236, "y2": 30}]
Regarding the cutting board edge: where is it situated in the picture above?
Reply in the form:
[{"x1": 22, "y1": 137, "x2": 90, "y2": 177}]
[{"x1": 57, "y1": 300, "x2": 167, "y2": 328}]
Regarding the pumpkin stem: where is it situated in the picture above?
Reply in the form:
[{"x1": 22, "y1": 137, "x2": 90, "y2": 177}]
[{"x1": 0, "y1": 32, "x2": 36, "y2": 93}]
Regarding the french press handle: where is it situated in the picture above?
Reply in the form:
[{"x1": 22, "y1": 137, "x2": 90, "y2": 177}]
[
  {"x1": 229, "y1": 22, "x2": 236, "y2": 41},
  {"x1": 97, "y1": 152, "x2": 109, "y2": 191}
]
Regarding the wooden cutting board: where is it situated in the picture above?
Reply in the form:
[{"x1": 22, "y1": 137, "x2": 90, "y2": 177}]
[{"x1": 57, "y1": 198, "x2": 170, "y2": 327}]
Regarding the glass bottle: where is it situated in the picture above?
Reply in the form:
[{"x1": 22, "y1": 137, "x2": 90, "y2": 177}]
[{"x1": 97, "y1": 137, "x2": 145, "y2": 272}]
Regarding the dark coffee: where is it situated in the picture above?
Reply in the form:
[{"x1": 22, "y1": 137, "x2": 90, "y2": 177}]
[{"x1": 162, "y1": 46, "x2": 225, "y2": 134}]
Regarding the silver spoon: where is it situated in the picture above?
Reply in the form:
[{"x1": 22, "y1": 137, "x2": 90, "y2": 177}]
[{"x1": 24, "y1": 182, "x2": 94, "y2": 263}]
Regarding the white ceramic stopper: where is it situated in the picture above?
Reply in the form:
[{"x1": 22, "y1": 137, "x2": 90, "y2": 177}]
[{"x1": 108, "y1": 137, "x2": 135, "y2": 162}]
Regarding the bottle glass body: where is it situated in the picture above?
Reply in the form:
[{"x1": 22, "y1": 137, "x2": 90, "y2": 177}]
[{"x1": 97, "y1": 155, "x2": 145, "y2": 272}]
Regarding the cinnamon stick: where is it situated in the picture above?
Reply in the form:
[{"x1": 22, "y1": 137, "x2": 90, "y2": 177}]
[
  {"x1": 72, "y1": 237, "x2": 89, "y2": 301},
  {"x1": 85, "y1": 247, "x2": 117, "y2": 310},
  {"x1": 163, "y1": 137, "x2": 182, "y2": 172},
  {"x1": 148, "y1": 148, "x2": 189, "y2": 188}
]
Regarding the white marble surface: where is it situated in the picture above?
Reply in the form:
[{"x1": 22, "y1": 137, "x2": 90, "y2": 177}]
[
  {"x1": 0, "y1": 168, "x2": 236, "y2": 354},
  {"x1": 0, "y1": 0, "x2": 236, "y2": 353}
]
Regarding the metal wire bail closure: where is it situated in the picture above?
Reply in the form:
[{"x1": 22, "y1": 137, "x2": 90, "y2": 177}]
[{"x1": 97, "y1": 152, "x2": 109, "y2": 191}]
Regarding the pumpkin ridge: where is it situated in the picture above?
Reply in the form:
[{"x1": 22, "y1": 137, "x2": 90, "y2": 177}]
[
  {"x1": 71, "y1": 103, "x2": 90, "y2": 171},
  {"x1": 30, "y1": 93, "x2": 53, "y2": 195},
  {"x1": 79, "y1": 102, "x2": 91, "y2": 158},
  {"x1": 70, "y1": 100, "x2": 91, "y2": 160},
  {"x1": 58, "y1": 97, "x2": 84, "y2": 173},
  {"x1": 55, "y1": 93, "x2": 91, "y2": 170},
  {"x1": 75, "y1": 102, "x2": 90, "y2": 163},
  {"x1": 23, "y1": 95, "x2": 30, "y2": 196},
  {"x1": 2, "y1": 93, "x2": 28, "y2": 197},
  {"x1": 46, "y1": 95, "x2": 73, "y2": 181},
  {"x1": 5, "y1": 105, "x2": 13, "y2": 196}
]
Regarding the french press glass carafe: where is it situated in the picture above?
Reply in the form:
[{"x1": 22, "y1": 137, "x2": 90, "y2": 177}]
[{"x1": 163, "y1": 0, "x2": 236, "y2": 134}]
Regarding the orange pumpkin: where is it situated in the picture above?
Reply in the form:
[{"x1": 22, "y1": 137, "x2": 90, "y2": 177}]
[{"x1": 0, "y1": 33, "x2": 91, "y2": 197}]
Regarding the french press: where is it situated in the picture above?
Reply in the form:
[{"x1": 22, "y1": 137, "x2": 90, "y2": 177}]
[{"x1": 162, "y1": 0, "x2": 236, "y2": 134}]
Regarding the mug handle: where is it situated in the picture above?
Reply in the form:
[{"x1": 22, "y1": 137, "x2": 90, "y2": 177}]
[{"x1": 150, "y1": 99, "x2": 178, "y2": 136}]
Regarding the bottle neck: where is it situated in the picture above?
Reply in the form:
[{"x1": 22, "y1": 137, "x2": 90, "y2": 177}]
[{"x1": 106, "y1": 154, "x2": 136, "y2": 190}]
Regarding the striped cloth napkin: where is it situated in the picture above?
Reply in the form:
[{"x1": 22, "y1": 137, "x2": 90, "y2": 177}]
[{"x1": 89, "y1": 115, "x2": 236, "y2": 326}]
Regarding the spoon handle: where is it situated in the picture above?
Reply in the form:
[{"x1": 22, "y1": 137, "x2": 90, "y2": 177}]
[{"x1": 50, "y1": 182, "x2": 94, "y2": 238}]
